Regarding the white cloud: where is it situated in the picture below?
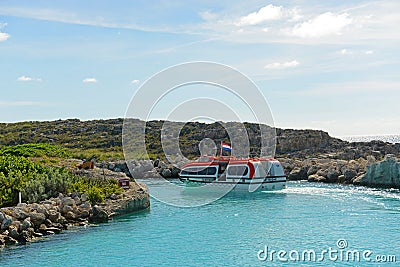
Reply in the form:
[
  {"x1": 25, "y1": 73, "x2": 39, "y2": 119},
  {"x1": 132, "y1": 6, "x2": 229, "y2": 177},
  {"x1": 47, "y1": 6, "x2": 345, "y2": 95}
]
[
  {"x1": 337, "y1": 48, "x2": 374, "y2": 55},
  {"x1": 288, "y1": 8, "x2": 303, "y2": 22},
  {"x1": 289, "y1": 12, "x2": 353, "y2": 38},
  {"x1": 264, "y1": 60, "x2": 300, "y2": 69},
  {"x1": 0, "y1": 22, "x2": 10, "y2": 41},
  {"x1": 130, "y1": 79, "x2": 140, "y2": 84},
  {"x1": 0, "y1": 32, "x2": 10, "y2": 41},
  {"x1": 83, "y1": 78, "x2": 97, "y2": 83},
  {"x1": 236, "y1": 4, "x2": 283, "y2": 26},
  {"x1": 199, "y1": 11, "x2": 218, "y2": 21},
  {"x1": 17, "y1": 76, "x2": 42, "y2": 82},
  {"x1": 338, "y1": 48, "x2": 353, "y2": 55}
]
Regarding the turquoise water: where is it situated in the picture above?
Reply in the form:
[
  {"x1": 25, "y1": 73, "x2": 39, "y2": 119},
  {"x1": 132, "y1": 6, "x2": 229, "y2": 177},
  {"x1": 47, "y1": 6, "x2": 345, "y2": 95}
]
[{"x1": 1, "y1": 181, "x2": 400, "y2": 266}]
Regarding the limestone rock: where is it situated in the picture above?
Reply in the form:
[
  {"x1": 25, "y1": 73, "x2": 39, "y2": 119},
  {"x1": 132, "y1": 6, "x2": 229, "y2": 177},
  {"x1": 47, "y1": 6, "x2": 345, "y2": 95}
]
[
  {"x1": 48, "y1": 210, "x2": 61, "y2": 223},
  {"x1": 29, "y1": 211, "x2": 46, "y2": 227},
  {"x1": 89, "y1": 205, "x2": 109, "y2": 223},
  {"x1": 344, "y1": 169, "x2": 357, "y2": 180},
  {"x1": 0, "y1": 211, "x2": 5, "y2": 223},
  {"x1": 360, "y1": 157, "x2": 400, "y2": 188},
  {"x1": 21, "y1": 218, "x2": 32, "y2": 231},
  {"x1": 308, "y1": 174, "x2": 326, "y2": 182},
  {"x1": 1, "y1": 215, "x2": 12, "y2": 230}
]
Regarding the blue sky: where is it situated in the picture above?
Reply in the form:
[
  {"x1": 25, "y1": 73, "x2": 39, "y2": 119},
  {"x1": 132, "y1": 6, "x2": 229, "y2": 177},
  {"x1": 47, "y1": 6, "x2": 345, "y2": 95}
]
[{"x1": 0, "y1": 0, "x2": 399, "y2": 136}]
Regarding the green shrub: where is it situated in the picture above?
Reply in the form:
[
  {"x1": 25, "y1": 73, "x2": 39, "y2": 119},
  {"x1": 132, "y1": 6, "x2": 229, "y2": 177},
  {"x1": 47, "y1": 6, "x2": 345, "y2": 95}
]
[
  {"x1": 0, "y1": 155, "x2": 47, "y2": 206},
  {"x1": 21, "y1": 168, "x2": 72, "y2": 203},
  {"x1": 87, "y1": 187, "x2": 104, "y2": 205},
  {"x1": 70, "y1": 176, "x2": 122, "y2": 204},
  {"x1": 0, "y1": 143, "x2": 70, "y2": 158}
]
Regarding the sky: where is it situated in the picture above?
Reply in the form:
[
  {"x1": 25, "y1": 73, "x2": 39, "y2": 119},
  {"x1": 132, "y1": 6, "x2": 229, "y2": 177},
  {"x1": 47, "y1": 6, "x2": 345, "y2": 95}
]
[{"x1": 0, "y1": 0, "x2": 399, "y2": 137}]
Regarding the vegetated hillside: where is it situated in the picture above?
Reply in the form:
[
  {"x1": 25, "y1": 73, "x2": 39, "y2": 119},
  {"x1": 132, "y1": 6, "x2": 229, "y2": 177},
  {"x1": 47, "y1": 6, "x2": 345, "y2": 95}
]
[{"x1": 1, "y1": 119, "x2": 399, "y2": 160}]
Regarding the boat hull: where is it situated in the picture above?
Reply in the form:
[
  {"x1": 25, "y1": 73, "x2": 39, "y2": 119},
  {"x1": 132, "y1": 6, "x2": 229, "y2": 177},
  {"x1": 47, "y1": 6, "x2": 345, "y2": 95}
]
[{"x1": 179, "y1": 177, "x2": 286, "y2": 191}]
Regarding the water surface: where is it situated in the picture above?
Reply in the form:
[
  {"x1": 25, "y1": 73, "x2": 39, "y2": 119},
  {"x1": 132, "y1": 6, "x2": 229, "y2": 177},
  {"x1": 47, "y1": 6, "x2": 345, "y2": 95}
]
[{"x1": 1, "y1": 181, "x2": 399, "y2": 266}]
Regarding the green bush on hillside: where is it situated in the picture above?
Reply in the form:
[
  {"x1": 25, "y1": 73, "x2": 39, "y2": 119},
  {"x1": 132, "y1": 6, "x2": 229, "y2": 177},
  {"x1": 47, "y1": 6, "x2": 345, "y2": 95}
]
[
  {"x1": 21, "y1": 168, "x2": 73, "y2": 203},
  {"x1": 0, "y1": 143, "x2": 70, "y2": 158},
  {"x1": 0, "y1": 154, "x2": 123, "y2": 207}
]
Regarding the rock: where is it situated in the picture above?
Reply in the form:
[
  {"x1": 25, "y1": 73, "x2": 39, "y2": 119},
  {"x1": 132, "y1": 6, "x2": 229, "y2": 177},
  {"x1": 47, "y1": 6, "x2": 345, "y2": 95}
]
[
  {"x1": 21, "y1": 218, "x2": 32, "y2": 230},
  {"x1": 352, "y1": 174, "x2": 364, "y2": 185},
  {"x1": 288, "y1": 167, "x2": 308, "y2": 180},
  {"x1": 39, "y1": 224, "x2": 47, "y2": 231},
  {"x1": 1, "y1": 215, "x2": 13, "y2": 230},
  {"x1": 31, "y1": 203, "x2": 47, "y2": 215},
  {"x1": 29, "y1": 211, "x2": 46, "y2": 227},
  {"x1": 62, "y1": 197, "x2": 76, "y2": 207},
  {"x1": 366, "y1": 155, "x2": 376, "y2": 166},
  {"x1": 79, "y1": 210, "x2": 90, "y2": 219},
  {"x1": 4, "y1": 235, "x2": 18, "y2": 246},
  {"x1": 110, "y1": 194, "x2": 118, "y2": 200},
  {"x1": 81, "y1": 193, "x2": 88, "y2": 202},
  {"x1": 65, "y1": 211, "x2": 77, "y2": 220},
  {"x1": 142, "y1": 170, "x2": 160, "y2": 179},
  {"x1": 326, "y1": 168, "x2": 340, "y2": 183},
  {"x1": 0, "y1": 211, "x2": 5, "y2": 223},
  {"x1": 45, "y1": 227, "x2": 61, "y2": 234},
  {"x1": 344, "y1": 169, "x2": 358, "y2": 181},
  {"x1": 73, "y1": 197, "x2": 81, "y2": 206},
  {"x1": 108, "y1": 163, "x2": 115, "y2": 170},
  {"x1": 20, "y1": 229, "x2": 33, "y2": 243},
  {"x1": 12, "y1": 209, "x2": 28, "y2": 220},
  {"x1": 32, "y1": 232, "x2": 43, "y2": 238},
  {"x1": 308, "y1": 174, "x2": 326, "y2": 182},
  {"x1": 10, "y1": 220, "x2": 22, "y2": 232},
  {"x1": 48, "y1": 210, "x2": 61, "y2": 223},
  {"x1": 360, "y1": 157, "x2": 400, "y2": 188},
  {"x1": 42, "y1": 200, "x2": 55, "y2": 206},
  {"x1": 8, "y1": 225, "x2": 20, "y2": 240},
  {"x1": 44, "y1": 219, "x2": 53, "y2": 226},
  {"x1": 80, "y1": 202, "x2": 91, "y2": 211},
  {"x1": 307, "y1": 165, "x2": 318, "y2": 176},
  {"x1": 89, "y1": 205, "x2": 109, "y2": 223},
  {"x1": 61, "y1": 205, "x2": 74, "y2": 215},
  {"x1": 44, "y1": 230, "x2": 55, "y2": 235}
]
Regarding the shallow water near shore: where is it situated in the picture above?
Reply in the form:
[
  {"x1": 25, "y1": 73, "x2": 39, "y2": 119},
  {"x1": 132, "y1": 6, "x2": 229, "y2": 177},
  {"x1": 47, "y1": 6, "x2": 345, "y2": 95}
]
[{"x1": 1, "y1": 181, "x2": 400, "y2": 266}]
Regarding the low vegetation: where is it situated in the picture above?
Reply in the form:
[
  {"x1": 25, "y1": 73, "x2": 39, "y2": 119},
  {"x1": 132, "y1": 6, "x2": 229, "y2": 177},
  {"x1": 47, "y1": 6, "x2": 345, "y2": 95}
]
[
  {"x1": 0, "y1": 143, "x2": 70, "y2": 158},
  {"x1": 0, "y1": 146, "x2": 122, "y2": 207}
]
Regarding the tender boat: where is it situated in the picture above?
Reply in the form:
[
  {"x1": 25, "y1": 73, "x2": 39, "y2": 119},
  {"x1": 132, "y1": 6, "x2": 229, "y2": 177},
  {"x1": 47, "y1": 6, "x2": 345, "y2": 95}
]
[{"x1": 179, "y1": 156, "x2": 286, "y2": 191}]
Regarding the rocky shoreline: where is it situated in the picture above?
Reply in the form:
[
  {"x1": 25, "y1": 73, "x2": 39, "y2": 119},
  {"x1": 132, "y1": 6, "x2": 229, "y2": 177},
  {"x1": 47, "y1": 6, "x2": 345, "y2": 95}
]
[
  {"x1": 281, "y1": 154, "x2": 400, "y2": 189},
  {"x1": 0, "y1": 181, "x2": 149, "y2": 249}
]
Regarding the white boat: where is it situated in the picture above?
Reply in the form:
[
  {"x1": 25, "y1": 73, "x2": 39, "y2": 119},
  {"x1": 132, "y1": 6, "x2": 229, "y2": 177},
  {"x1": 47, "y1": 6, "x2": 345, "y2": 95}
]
[{"x1": 179, "y1": 156, "x2": 286, "y2": 192}]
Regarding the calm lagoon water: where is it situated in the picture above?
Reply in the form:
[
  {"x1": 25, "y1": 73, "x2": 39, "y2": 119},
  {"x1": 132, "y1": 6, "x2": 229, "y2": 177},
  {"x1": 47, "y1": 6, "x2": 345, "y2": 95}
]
[{"x1": 1, "y1": 181, "x2": 400, "y2": 266}]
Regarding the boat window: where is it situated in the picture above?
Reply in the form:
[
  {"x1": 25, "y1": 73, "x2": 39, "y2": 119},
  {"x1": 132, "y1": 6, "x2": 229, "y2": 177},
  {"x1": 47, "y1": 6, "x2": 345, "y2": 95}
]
[
  {"x1": 198, "y1": 167, "x2": 207, "y2": 175},
  {"x1": 227, "y1": 165, "x2": 248, "y2": 176},
  {"x1": 181, "y1": 167, "x2": 217, "y2": 175},
  {"x1": 206, "y1": 167, "x2": 217, "y2": 175}
]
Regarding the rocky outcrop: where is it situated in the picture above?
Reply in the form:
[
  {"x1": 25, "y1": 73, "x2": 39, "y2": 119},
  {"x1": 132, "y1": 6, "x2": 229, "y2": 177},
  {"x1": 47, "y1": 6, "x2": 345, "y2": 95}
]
[
  {"x1": 94, "y1": 156, "x2": 187, "y2": 179},
  {"x1": 280, "y1": 156, "x2": 371, "y2": 184},
  {"x1": 359, "y1": 155, "x2": 400, "y2": 188},
  {"x1": 0, "y1": 182, "x2": 150, "y2": 248}
]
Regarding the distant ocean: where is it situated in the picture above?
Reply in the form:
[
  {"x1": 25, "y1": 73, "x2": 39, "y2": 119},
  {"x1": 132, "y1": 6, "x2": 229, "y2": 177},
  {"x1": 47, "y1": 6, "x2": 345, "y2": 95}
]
[{"x1": 339, "y1": 134, "x2": 400, "y2": 144}]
